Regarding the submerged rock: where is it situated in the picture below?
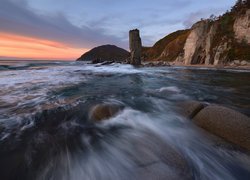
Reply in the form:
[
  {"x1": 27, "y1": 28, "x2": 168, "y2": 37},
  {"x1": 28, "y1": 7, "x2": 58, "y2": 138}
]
[
  {"x1": 89, "y1": 103, "x2": 124, "y2": 122},
  {"x1": 192, "y1": 105, "x2": 250, "y2": 151},
  {"x1": 128, "y1": 131, "x2": 192, "y2": 180}
]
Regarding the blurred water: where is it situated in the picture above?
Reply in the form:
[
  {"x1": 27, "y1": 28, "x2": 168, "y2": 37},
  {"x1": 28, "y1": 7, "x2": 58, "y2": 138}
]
[{"x1": 0, "y1": 61, "x2": 250, "y2": 180}]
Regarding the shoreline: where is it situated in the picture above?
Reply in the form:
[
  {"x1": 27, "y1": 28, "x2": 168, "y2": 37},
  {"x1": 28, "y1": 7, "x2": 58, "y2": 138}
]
[
  {"x1": 142, "y1": 61, "x2": 250, "y2": 71},
  {"x1": 172, "y1": 64, "x2": 250, "y2": 70}
]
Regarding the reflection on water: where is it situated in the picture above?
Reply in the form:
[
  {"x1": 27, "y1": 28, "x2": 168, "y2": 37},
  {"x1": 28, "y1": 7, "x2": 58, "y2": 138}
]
[{"x1": 0, "y1": 61, "x2": 250, "y2": 180}]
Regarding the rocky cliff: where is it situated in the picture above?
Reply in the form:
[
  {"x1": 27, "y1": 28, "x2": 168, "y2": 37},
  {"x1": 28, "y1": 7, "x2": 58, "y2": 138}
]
[
  {"x1": 143, "y1": 1, "x2": 250, "y2": 65},
  {"x1": 142, "y1": 30, "x2": 190, "y2": 61},
  {"x1": 77, "y1": 45, "x2": 129, "y2": 62}
]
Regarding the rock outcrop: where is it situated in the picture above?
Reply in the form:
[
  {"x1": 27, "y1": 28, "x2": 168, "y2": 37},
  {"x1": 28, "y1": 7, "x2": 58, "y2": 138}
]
[
  {"x1": 129, "y1": 29, "x2": 142, "y2": 65},
  {"x1": 77, "y1": 45, "x2": 129, "y2": 62},
  {"x1": 183, "y1": 21, "x2": 210, "y2": 65},
  {"x1": 234, "y1": 9, "x2": 250, "y2": 44}
]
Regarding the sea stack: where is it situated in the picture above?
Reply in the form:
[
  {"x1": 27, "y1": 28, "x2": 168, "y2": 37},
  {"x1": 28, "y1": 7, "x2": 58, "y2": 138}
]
[{"x1": 129, "y1": 29, "x2": 142, "y2": 65}]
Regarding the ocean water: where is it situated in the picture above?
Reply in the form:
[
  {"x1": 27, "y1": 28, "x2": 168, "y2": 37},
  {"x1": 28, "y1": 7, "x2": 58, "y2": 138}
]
[{"x1": 0, "y1": 60, "x2": 250, "y2": 180}]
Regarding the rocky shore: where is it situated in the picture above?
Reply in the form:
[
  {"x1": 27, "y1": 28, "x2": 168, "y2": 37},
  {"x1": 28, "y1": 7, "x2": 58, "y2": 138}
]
[{"x1": 90, "y1": 101, "x2": 250, "y2": 151}]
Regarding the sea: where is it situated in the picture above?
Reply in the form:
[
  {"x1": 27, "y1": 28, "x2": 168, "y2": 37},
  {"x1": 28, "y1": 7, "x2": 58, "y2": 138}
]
[{"x1": 0, "y1": 60, "x2": 250, "y2": 180}]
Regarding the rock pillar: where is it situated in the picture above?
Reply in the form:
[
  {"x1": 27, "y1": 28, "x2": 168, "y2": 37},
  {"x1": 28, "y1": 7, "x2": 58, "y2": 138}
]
[{"x1": 129, "y1": 29, "x2": 142, "y2": 65}]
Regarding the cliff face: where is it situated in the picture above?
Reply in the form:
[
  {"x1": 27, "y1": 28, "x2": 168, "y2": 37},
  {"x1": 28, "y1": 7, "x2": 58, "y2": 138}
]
[
  {"x1": 183, "y1": 21, "x2": 210, "y2": 65},
  {"x1": 142, "y1": 30, "x2": 190, "y2": 61},
  {"x1": 143, "y1": 4, "x2": 250, "y2": 65},
  {"x1": 234, "y1": 9, "x2": 250, "y2": 44}
]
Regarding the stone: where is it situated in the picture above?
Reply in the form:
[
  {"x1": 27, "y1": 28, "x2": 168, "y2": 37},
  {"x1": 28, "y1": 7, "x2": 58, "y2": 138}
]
[
  {"x1": 229, "y1": 62, "x2": 235, "y2": 66},
  {"x1": 89, "y1": 103, "x2": 124, "y2": 122},
  {"x1": 192, "y1": 105, "x2": 250, "y2": 151},
  {"x1": 241, "y1": 60, "x2": 248, "y2": 66},
  {"x1": 177, "y1": 101, "x2": 206, "y2": 119},
  {"x1": 129, "y1": 29, "x2": 142, "y2": 65},
  {"x1": 234, "y1": 60, "x2": 241, "y2": 65},
  {"x1": 130, "y1": 132, "x2": 192, "y2": 180}
]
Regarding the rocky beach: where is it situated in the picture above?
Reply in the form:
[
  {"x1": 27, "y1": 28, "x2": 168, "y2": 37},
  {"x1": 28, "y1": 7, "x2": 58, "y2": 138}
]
[
  {"x1": 0, "y1": 60, "x2": 250, "y2": 180},
  {"x1": 0, "y1": 0, "x2": 250, "y2": 180}
]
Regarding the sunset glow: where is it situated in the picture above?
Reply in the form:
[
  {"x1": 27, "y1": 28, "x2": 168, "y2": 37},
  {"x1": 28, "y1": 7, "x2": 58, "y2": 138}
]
[{"x1": 0, "y1": 33, "x2": 88, "y2": 60}]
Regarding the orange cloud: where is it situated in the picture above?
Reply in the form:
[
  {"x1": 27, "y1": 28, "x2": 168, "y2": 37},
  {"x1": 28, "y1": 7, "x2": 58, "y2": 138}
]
[{"x1": 0, "y1": 32, "x2": 88, "y2": 60}]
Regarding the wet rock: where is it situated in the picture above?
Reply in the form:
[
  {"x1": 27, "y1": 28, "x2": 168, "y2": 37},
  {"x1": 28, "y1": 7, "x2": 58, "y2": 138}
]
[
  {"x1": 178, "y1": 101, "x2": 206, "y2": 119},
  {"x1": 129, "y1": 29, "x2": 142, "y2": 65},
  {"x1": 89, "y1": 103, "x2": 124, "y2": 122},
  {"x1": 100, "y1": 61, "x2": 115, "y2": 65},
  {"x1": 92, "y1": 58, "x2": 102, "y2": 64},
  {"x1": 130, "y1": 132, "x2": 192, "y2": 180},
  {"x1": 143, "y1": 61, "x2": 170, "y2": 67},
  {"x1": 192, "y1": 105, "x2": 250, "y2": 151}
]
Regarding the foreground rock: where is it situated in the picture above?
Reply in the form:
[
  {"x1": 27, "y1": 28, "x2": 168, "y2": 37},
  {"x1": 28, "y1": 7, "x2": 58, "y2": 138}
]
[
  {"x1": 89, "y1": 103, "x2": 124, "y2": 122},
  {"x1": 77, "y1": 45, "x2": 129, "y2": 62},
  {"x1": 132, "y1": 132, "x2": 192, "y2": 180},
  {"x1": 193, "y1": 105, "x2": 250, "y2": 151},
  {"x1": 129, "y1": 29, "x2": 142, "y2": 65},
  {"x1": 179, "y1": 101, "x2": 250, "y2": 151}
]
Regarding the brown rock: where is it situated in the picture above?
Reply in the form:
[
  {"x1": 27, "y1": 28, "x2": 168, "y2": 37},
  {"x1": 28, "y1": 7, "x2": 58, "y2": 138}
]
[
  {"x1": 193, "y1": 105, "x2": 250, "y2": 151},
  {"x1": 89, "y1": 103, "x2": 124, "y2": 122}
]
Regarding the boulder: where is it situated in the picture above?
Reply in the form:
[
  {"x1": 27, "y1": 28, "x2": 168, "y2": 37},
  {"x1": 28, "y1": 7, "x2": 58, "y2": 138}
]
[
  {"x1": 89, "y1": 103, "x2": 124, "y2": 122},
  {"x1": 233, "y1": 60, "x2": 240, "y2": 65},
  {"x1": 178, "y1": 101, "x2": 206, "y2": 119},
  {"x1": 192, "y1": 105, "x2": 250, "y2": 151},
  {"x1": 241, "y1": 60, "x2": 248, "y2": 66}
]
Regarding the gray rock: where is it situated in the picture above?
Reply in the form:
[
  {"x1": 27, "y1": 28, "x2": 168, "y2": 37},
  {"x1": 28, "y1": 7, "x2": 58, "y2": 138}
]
[
  {"x1": 192, "y1": 105, "x2": 250, "y2": 151},
  {"x1": 129, "y1": 29, "x2": 142, "y2": 65}
]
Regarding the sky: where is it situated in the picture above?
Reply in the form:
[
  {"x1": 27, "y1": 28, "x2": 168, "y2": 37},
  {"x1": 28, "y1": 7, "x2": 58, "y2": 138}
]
[{"x1": 0, "y1": 0, "x2": 236, "y2": 60}]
